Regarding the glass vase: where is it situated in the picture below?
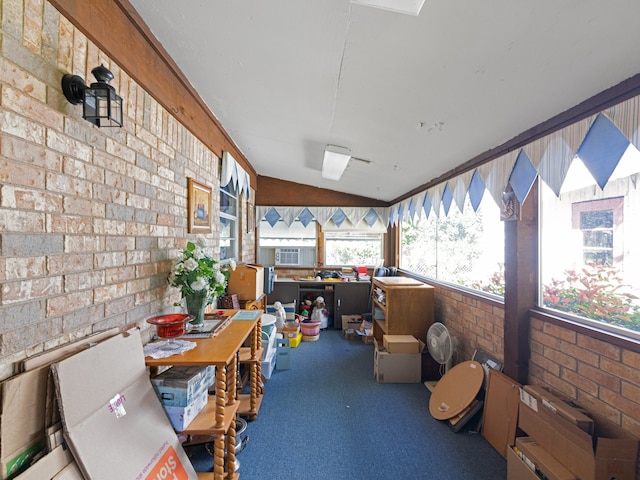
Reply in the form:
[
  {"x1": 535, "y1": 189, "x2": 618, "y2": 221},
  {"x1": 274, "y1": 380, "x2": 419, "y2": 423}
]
[{"x1": 185, "y1": 290, "x2": 209, "y2": 331}]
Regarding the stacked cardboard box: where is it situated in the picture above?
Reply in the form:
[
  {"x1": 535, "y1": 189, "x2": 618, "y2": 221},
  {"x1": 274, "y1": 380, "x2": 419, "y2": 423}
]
[
  {"x1": 227, "y1": 264, "x2": 264, "y2": 300},
  {"x1": 342, "y1": 315, "x2": 361, "y2": 340},
  {"x1": 52, "y1": 330, "x2": 198, "y2": 479},
  {"x1": 514, "y1": 384, "x2": 638, "y2": 480},
  {"x1": 373, "y1": 337, "x2": 425, "y2": 383},
  {"x1": 0, "y1": 328, "x2": 120, "y2": 480}
]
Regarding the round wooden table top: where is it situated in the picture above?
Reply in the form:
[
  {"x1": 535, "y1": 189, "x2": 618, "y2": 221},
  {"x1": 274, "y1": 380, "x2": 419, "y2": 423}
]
[{"x1": 428, "y1": 360, "x2": 484, "y2": 420}]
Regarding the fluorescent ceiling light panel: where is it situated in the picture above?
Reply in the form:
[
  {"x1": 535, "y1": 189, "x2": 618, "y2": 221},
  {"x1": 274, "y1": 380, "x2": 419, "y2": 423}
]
[
  {"x1": 322, "y1": 145, "x2": 351, "y2": 181},
  {"x1": 350, "y1": 0, "x2": 425, "y2": 16}
]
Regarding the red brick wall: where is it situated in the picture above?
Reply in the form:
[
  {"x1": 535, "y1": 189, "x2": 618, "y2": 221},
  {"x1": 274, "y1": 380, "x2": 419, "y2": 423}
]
[
  {"x1": 529, "y1": 317, "x2": 640, "y2": 438},
  {"x1": 434, "y1": 284, "x2": 505, "y2": 365},
  {"x1": 435, "y1": 285, "x2": 640, "y2": 439},
  {"x1": 0, "y1": 2, "x2": 253, "y2": 379}
]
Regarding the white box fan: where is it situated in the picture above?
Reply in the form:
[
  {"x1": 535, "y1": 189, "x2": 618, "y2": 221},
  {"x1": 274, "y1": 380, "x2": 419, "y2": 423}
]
[{"x1": 426, "y1": 322, "x2": 457, "y2": 375}]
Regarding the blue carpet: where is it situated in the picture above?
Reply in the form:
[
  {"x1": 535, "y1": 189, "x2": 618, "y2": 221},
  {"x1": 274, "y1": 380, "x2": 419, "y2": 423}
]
[{"x1": 188, "y1": 329, "x2": 506, "y2": 479}]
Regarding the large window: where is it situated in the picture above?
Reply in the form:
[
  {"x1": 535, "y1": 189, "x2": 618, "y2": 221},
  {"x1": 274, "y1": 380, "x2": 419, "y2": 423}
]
[
  {"x1": 324, "y1": 227, "x2": 384, "y2": 267},
  {"x1": 219, "y1": 184, "x2": 238, "y2": 261},
  {"x1": 400, "y1": 194, "x2": 505, "y2": 296},
  {"x1": 539, "y1": 145, "x2": 640, "y2": 336}
]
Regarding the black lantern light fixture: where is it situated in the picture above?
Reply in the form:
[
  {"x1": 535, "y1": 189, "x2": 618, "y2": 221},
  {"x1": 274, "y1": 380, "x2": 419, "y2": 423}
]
[{"x1": 61, "y1": 64, "x2": 123, "y2": 127}]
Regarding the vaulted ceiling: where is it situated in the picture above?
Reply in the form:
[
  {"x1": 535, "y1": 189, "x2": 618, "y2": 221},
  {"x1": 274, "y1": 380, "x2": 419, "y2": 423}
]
[{"x1": 128, "y1": 0, "x2": 640, "y2": 202}]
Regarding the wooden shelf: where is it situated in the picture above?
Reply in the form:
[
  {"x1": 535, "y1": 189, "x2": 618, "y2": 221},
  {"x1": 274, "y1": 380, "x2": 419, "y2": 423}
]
[
  {"x1": 374, "y1": 318, "x2": 387, "y2": 335},
  {"x1": 238, "y1": 392, "x2": 264, "y2": 420},
  {"x1": 179, "y1": 398, "x2": 240, "y2": 436},
  {"x1": 145, "y1": 309, "x2": 265, "y2": 478},
  {"x1": 371, "y1": 277, "x2": 434, "y2": 344},
  {"x1": 238, "y1": 346, "x2": 263, "y2": 363}
]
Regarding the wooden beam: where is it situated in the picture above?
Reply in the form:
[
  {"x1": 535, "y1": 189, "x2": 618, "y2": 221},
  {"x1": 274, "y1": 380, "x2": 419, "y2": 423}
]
[
  {"x1": 256, "y1": 176, "x2": 386, "y2": 207},
  {"x1": 502, "y1": 181, "x2": 538, "y2": 383}
]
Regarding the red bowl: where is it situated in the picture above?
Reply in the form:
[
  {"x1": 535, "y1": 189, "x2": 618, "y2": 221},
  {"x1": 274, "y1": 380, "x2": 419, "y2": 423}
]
[{"x1": 147, "y1": 314, "x2": 192, "y2": 339}]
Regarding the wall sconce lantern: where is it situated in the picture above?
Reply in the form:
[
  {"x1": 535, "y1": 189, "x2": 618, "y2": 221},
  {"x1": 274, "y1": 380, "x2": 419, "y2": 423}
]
[{"x1": 61, "y1": 64, "x2": 123, "y2": 127}]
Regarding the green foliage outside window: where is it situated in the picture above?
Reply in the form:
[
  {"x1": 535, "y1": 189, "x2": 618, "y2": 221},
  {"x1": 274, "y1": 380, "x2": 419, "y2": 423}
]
[{"x1": 543, "y1": 262, "x2": 640, "y2": 332}]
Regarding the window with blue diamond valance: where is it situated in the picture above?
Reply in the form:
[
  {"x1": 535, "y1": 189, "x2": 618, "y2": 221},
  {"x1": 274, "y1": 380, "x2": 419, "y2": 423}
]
[
  {"x1": 390, "y1": 94, "x2": 640, "y2": 224},
  {"x1": 256, "y1": 206, "x2": 388, "y2": 232}
]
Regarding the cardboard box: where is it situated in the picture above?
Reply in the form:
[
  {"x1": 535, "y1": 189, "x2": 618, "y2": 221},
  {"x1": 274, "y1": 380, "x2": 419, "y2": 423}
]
[
  {"x1": 361, "y1": 334, "x2": 374, "y2": 345},
  {"x1": 0, "y1": 328, "x2": 120, "y2": 480},
  {"x1": 227, "y1": 264, "x2": 264, "y2": 300},
  {"x1": 507, "y1": 445, "x2": 539, "y2": 480},
  {"x1": 151, "y1": 365, "x2": 214, "y2": 407},
  {"x1": 162, "y1": 388, "x2": 209, "y2": 431},
  {"x1": 51, "y1": 330, "x2": 198, "y2": 479},
  {"x1": 522, "y1": 385, "x2": 593, "y2": 434},
  {"x1": 481, "y1": 370, "x2": 521, "y2": 459},
  {"x1": 0, "y1": 368, "x2": 48, "y2": 479},
  {"x1": 373, "y1": 338, "x2": 424, "y2": 383},
  {"x1": 516, "y1": 437, "x2": 576, "y2": 480},
  {"x1": 13, "y1": 444, "x2": 79, "y2": 480},
  {"x1": 341, "y1": 315, "x2": 362, "y2": 331},
  {"x1": 518, "y1": 387, "x2": 639, "y2": 480},
  {"x1": 343, "y1": 328, "x2": 359, "y2": 340},
  {"x1": 383, "y1": 334, "x2": 420, "y2": 354}
]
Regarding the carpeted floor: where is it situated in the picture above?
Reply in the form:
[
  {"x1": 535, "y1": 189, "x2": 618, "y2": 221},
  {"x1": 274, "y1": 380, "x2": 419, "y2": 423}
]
[{"x1": 187, "y1": 329, "x2": 506, "y2": 479}]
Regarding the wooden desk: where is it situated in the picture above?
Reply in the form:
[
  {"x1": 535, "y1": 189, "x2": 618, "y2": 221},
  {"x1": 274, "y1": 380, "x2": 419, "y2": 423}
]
[{"x1": 145, "y1": 310, "x2": 262, "y2": 480}]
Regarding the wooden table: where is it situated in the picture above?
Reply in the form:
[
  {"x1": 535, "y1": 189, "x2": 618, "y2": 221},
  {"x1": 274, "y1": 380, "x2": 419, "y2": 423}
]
[{"x1": 145, "y1": 310, "x2": 262, "y2": 480}]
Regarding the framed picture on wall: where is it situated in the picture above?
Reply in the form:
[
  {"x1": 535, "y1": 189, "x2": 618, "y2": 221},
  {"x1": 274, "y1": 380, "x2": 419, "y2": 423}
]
[{"x1": 187, "y1": 178, "x2": 212, "y2": 233}]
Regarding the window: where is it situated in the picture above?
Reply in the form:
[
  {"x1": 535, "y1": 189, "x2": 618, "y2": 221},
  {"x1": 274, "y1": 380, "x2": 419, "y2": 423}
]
[
  {"x1": 572, "y1": 198, "x2": 623, "y2": 265},
  {"x1": 219, "y1": 184, "x2": 238, "y2": 261},
  {"x1": 324, "y1": 229, "x2": 383, "y2": 266},
  {"x1": 400, "y1": 194, "x2": 505, "y2": 296},
  {"x1": 539, "y1": 145, "x2": 640, "y2": 336},
  {"x1": 257, "y1": 219, "x2": 317, "y2": 266}
]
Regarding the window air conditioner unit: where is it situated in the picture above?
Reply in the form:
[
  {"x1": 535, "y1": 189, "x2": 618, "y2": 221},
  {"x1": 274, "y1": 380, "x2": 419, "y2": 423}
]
[{"x1": 275, "y1": 248, "x2": 300, "y2": 266}]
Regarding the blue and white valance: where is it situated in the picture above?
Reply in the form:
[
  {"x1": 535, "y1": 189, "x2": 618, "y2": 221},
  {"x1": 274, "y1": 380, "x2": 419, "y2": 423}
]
[
  {"x1": 390, "y1": 93, "x2": 640, "y2": 223},
  {"x1": 221, "y1": 151, "x2": 251, "y2": 198},
  {"x1": 257, "y1": 206, "x2": 388, "y2": 231}
]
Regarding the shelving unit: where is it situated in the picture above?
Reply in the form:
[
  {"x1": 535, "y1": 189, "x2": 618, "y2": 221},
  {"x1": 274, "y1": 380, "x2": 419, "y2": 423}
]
[
  {"x1": 371, "y1": 277, "x2": 434, "y2": 345},
  {"x1": 269, "y1": 279, "x2": 371, "y2": 328},
  {"x1": 145, "y1": 310, "x2": 262, "y2": 479}
]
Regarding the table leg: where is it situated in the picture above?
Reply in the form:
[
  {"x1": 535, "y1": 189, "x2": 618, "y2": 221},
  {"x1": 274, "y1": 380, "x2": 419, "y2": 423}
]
[
  {"x1": 225, "y1": 420, "x2": 237, "y2": 479},
  {"x1": 214, "y1": 366, "x2": 227, "y2": 429},
  {"x1": 213, "y1": 364, "x2": 227, "y2": 479},
  {"x1": 227, "y1": 357, "x2": 237, "y2": 406}
]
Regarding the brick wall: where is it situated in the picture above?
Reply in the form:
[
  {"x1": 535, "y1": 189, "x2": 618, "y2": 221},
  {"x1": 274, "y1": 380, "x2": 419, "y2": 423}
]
[
  {"x1": 435, "y1": 284, "x2": 640, "y2": 439},
  {"x1": 0, "y1": 1, "x2": 253, "y2": 379},
  {"x1": 529, "y1": 317, "x2": 640, "y2": 438},
  {"x1": 434, "y1": 284, "x2": 505, "y2": 365}
]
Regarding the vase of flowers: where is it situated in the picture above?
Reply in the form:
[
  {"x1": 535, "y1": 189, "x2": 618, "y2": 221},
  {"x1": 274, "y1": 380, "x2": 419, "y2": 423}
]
[{"x1": 169, "y1": 238, "x2": 235, "y2": 330}]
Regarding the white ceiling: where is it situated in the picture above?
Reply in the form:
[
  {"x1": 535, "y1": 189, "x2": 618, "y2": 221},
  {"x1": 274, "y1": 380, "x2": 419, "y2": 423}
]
[{"x1": 128, "y1": 0, "x2": 640, "y2": 202}]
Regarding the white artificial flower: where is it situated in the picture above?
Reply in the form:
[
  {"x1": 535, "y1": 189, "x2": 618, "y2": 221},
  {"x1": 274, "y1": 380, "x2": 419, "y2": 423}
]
[
  {"x1": 216, "y1": 271, "x2": 226, "y2": 284},
  {"x1": 193, "y1": 246, "x2": 205, "y2": 260},
  {"x1": 191, "y1": 277, "x2": 208, "y2": 291},
  {"x1": 195, "y1": 236, "x2": 207, "y2": 248},
  {"x1": 184, "y1": 257, "x2": 199, "y2": 271},
  {"x1": 229, "y1": 259, "x2": 237, "y2": 270}
]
